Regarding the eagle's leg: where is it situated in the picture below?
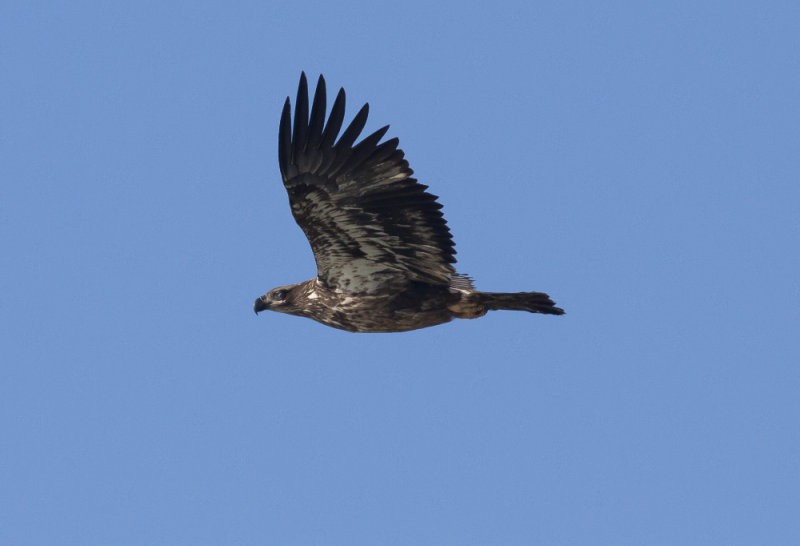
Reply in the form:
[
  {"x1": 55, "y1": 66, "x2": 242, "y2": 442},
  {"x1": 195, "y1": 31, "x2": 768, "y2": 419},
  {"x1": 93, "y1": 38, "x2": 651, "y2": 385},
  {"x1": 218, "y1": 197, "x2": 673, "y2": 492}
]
[
  {"x1": 448, "y1": 303, "x2": 488, "y2": 319},
  {"x1": 447, "y1": 293, "x2": 488, "y2": 319}
]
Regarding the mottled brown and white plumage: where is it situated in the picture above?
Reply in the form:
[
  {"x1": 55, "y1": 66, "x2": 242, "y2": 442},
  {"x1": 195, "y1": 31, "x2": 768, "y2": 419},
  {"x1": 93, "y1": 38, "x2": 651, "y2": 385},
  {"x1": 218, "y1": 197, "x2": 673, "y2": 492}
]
[{"x1": 254, "y1": 73, "x2": 564, "y2": 332}]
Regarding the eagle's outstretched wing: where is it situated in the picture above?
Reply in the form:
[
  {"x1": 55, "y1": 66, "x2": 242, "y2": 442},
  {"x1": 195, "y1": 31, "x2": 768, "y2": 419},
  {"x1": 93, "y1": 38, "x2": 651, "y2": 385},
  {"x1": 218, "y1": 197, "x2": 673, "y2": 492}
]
[{"x1": 278, "y1": 73, "x2": 456, "y2": 294}]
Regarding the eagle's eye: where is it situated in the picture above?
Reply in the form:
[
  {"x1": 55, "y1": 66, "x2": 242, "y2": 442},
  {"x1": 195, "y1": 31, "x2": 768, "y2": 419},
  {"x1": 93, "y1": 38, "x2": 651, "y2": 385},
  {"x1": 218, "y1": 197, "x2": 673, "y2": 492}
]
[{"x1": 272, "y1": 289, "x2": 288, "y2": 301}]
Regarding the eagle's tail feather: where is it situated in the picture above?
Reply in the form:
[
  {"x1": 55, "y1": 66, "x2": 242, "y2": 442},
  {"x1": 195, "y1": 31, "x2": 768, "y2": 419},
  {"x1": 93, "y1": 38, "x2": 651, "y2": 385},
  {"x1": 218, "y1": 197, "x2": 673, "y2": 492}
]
[{"x1": 477, "y1": 291, "x2": 565, "y2": 315}]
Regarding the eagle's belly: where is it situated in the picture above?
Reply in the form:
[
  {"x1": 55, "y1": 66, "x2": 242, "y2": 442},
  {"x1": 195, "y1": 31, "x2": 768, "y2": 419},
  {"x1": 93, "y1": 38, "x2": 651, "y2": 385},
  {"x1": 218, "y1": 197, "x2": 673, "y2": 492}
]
[
  {"x1": 311, "y1": 283, "x2": 455, "y2": 333},
  {"x1": 325, "y1": 306, "x2": 453, "y2": 333}
]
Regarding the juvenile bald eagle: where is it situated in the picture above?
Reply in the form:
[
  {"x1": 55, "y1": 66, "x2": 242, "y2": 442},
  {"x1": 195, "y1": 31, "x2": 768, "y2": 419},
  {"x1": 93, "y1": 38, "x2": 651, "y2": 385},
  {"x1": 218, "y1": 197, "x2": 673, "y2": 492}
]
[{"x1": 254, "y1": 73, "x2": 564, "y2": 332}]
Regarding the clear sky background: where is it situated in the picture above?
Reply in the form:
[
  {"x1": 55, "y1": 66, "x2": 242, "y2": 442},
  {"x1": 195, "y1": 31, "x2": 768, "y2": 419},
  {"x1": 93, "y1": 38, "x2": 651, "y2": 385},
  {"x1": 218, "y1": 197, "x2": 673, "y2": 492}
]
[{"x1": 3, "y1": 1, "x2": 799, "y2": 544}]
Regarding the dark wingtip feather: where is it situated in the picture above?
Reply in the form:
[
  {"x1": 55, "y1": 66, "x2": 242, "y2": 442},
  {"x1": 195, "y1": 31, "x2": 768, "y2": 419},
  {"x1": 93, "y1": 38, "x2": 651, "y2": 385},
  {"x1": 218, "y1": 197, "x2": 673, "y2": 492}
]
[
  {"x1": 307, "y1": 75, "x2": 327, "y2": 149},
  {"x1": 346, "y1": 124, "x2": 391, "y2": 174},
  {"x1": 321, "y1": 88, "x2": 346, "y2": 149},
  {"x1": 371, "y1": 124, "x2": 390, "y2": 142},
  {"x1": 324, "y1": 102, "x2": 370, "y2": 177},
  {"x1": 293, "y1": 73, "x2": 309, "y2": 161},
  {"x1": 278, "y1": 97, "x2": 292, "y2": 177},
  {"x1": 335, "y1": 102, "x2": 369, "y2": 150}
]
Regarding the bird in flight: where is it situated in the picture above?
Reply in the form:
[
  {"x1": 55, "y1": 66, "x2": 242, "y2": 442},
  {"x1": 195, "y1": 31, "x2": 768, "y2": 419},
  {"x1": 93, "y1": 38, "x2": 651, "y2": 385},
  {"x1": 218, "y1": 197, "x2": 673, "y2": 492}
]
[{"x1": 254, "y1": 73, "x2": 564, "y2": 332}]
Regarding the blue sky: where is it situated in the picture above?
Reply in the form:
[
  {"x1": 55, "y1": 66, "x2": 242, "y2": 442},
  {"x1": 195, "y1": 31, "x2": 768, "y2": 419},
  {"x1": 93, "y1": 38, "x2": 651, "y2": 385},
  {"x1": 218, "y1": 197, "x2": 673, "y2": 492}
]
[{"x1": 3, "y1": 1, "x2": 799, "y2": 544}]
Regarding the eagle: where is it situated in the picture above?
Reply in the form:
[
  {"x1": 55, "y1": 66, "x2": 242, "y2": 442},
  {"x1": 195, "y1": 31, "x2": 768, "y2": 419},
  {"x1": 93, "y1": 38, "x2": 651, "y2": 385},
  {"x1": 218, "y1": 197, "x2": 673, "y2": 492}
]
[{"x1": 254, "y1": 73, "x2": 564, "y2": 332}]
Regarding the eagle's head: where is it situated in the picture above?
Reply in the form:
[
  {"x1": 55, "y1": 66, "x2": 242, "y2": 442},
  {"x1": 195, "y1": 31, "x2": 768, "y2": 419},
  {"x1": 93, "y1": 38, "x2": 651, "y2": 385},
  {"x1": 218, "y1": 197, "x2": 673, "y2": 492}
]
[{"x1": 254, "y1": 283, "x2": 302, "y2": 315}]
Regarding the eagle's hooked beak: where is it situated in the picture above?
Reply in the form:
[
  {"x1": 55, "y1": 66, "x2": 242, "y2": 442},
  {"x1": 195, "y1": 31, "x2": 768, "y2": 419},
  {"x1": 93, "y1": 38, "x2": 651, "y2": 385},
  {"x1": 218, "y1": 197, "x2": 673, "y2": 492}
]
[{"x1": 254, "y1": 296, "x2": 269, "y2": 314}]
